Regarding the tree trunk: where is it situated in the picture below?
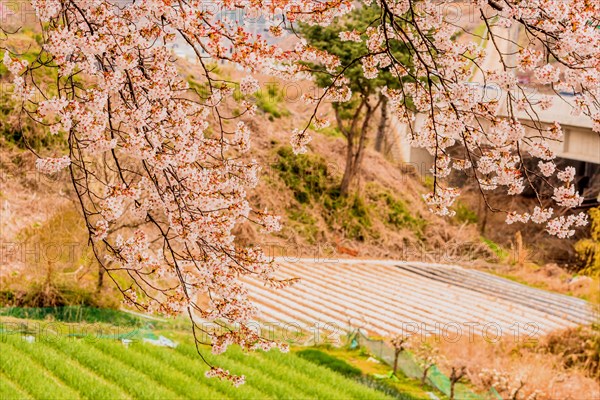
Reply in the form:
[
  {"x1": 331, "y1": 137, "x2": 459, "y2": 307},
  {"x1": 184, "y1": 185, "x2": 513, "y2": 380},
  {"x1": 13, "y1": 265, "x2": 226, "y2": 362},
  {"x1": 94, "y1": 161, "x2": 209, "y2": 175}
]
[
  {"x1": 340, "y1": 132, "x2": 356, "y2": 196},
  {"x1": 421, "y1": 366, "x2": 430, "y2": 387},
  {"x1": 340, "y1": 134, "x2": 365, "y2": 197},
  {"x1": 375, "y1": 94, "x2": 388, "y2": 154},
  {"x1": 97, "y1": 263, "x2": 105, "y2": 291},
  {"x1": 338, "y1": 99, "x2": 377, "y2": 197},
  {"x1": 393, "y1": 349, "x2": 400, "y2": 375},
  {"x1": 510, "y1": 382, "x2": 525, "y2": 400},
  {"x1": 449, "y1": 367, "x2": 465, "y2": 400},
  {"x1": 479, "y1": 199, "x2": 488, "y2": 235}
]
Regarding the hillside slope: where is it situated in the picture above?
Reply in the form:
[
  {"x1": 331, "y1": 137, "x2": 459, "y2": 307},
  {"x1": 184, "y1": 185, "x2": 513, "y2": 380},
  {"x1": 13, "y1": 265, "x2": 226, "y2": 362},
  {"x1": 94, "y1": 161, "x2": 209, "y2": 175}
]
[
  {"x1": 0, "y1": 31, "x2": 489, "y2": 272},
  {"x1": 1, "y1": 30, "x2": 596, "y2": 303}
]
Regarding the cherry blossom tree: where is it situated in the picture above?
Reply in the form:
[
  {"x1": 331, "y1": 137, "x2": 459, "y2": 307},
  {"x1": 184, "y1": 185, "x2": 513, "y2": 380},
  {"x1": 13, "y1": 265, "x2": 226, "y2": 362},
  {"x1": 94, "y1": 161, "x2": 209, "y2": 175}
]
[
  {"x1": 479, "y1": 368, "x2": 544, "y2": 400},
  {"x1": 449, "y1": 365, "x2": 467, "y2": 400},
  {"x1": 414, "y1": 342, "x2": 439, "y2": 388},
  {"x1": 2, "y1": 0, "x2": 599, "y2": 385},
  {"x1": 390, "y1": 334, "x2": 410, "y2": 375},
  {"x1": 1, "y1": 0, "x2": 320, "y2": 384}
]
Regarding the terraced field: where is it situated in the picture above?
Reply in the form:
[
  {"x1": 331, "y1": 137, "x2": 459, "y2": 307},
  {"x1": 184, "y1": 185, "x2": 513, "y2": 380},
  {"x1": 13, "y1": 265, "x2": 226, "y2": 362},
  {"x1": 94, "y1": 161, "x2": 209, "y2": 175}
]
[
  {"x1": 0, "y1": 334, "x2": 395, "y2": 400},
  {"x1": 246, "y1": 259, "x2": 595, "y2": 337}
]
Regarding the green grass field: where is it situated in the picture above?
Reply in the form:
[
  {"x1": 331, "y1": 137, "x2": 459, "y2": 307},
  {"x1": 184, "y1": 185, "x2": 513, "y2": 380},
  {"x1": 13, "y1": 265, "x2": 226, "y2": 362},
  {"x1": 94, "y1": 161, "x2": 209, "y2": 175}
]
[{"x1": 0, "y1": 333, "x2": 399, "y2": 400}]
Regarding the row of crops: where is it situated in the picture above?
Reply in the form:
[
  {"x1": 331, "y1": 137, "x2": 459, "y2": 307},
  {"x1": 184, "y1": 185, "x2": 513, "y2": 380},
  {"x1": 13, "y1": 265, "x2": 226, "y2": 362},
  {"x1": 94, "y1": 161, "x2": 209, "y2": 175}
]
[{"x1": 0, "y1": 334, "x2": 397, "y2": 400}]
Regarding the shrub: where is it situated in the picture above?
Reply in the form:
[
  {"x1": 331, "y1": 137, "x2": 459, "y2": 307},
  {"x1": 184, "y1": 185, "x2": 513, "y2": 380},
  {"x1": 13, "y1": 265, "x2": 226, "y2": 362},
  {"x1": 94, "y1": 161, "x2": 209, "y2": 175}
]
[
  {"x1": 313, "y1": 124, "x2": 344, "y2": 138},
  {"x1": 296, "y1": 349, "x2": 362, "y2": 378},
  {"x1": 1, "y1": 206, "x2": 119, "y2": 308},
  {"x1": 296, "y1": 349, "x2": 420, "y2": 400},
  {"x1": 454, "y1": 201, "x2": 478, "y2": 224},
  {"x1": 273, "y1": 146, "x2": 425, "y2": 242},
  {"x1": 354, "y1": 376, "x2": 421, "y2": 400},
  {"x1": 254, "y1": 84, "x2": 289, "y2": 118},
  {"x1": 574, "y1": 207, "x2": 600, "y2": 276},
  {"x1": 274, "y1": 146, "x2": 331, "y2": 205},
  {"x1": 0, "y1": 306, "x2": 144, "y2": 326},
  {"x1": 273, "y1": 146, "x2": 372, "y2": 240},
  {"x1": 481, "y1": 237, "x2": 509, "y2": 261},
  {"x1": 367, "y1": 187, "x2": 425, "y2": 236},
  {"x1": 538, "y1": 325, "x2": 600, "y2": 379}
]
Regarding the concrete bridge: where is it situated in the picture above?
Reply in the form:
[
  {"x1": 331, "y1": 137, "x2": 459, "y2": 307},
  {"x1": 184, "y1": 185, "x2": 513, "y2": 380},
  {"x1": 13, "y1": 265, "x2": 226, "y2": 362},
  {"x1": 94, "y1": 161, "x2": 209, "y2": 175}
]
[
  {"x1": 388, "y1": 88, "x2": 600, "y2": 204},
  {"x1": 390, "y1": 89, "x2": 599, "y2": 161}
]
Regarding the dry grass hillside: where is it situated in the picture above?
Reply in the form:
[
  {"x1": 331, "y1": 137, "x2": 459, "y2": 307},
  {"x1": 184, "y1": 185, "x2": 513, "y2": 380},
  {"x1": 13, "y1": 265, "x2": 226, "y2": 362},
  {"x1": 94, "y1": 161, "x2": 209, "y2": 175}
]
[{"x1": 1, "y1": 29, "x2": 597, "y2": 302}]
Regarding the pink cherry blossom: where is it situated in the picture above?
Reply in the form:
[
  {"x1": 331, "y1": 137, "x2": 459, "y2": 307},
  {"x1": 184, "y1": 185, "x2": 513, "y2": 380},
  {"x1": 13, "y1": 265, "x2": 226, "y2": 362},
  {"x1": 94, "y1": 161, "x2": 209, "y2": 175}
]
[
  {"x1": 339, "y1": 30, "x2": 362, "y2": 42},
  {"x1": 531, "y1": 207, "x2": 553, "y2": 224},
  {"x1": 557, "y1": 166, "x2": 576, "y2": 183},
  {"x1": 240, "y1": 76, "x2": 260, "y2": 96},
  {"x1": 35, "y1": 156, "x2": 71, "y2": 174},
  {"x1": 291, "y1": 128, "x2": 312, "y2": 154},
  {"x1": 506, "y1": 212, "x2": 531, "y2": 225},
  {"x1": 5, "y1": 0, "x2": 599, "y2": 382},
  {"x1": 538, "y1": 161, "x2": 556, "y2": 177}
]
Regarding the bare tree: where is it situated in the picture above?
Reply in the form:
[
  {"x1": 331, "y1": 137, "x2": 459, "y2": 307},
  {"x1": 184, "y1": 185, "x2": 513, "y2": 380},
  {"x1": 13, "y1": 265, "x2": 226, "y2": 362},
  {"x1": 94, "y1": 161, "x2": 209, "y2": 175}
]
[
  {"x1": 414, "y1": 343, "x2": 439, "y2": 388},
  {"x1": 390, "y1": 335, "x2": 410, "y2": 375},
  {"x1": 449, "y1": 366, "x2": 467, "y2": 400}
]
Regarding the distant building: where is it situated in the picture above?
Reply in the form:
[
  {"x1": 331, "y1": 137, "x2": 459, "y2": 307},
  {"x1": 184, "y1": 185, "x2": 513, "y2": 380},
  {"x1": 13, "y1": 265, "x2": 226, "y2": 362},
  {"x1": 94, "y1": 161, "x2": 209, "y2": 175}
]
[{"x1": 391, "y1": 88, "x2": 600, "y2": 204}]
